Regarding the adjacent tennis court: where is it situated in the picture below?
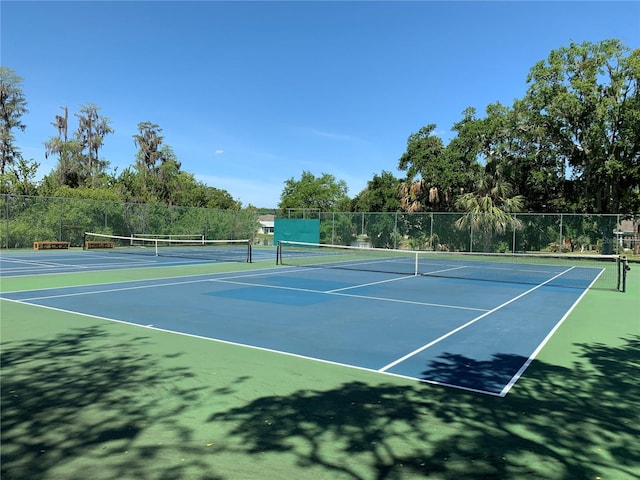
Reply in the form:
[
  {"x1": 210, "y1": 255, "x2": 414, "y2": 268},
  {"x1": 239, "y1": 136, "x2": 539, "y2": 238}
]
[{"x1": 0, "y1": 242, "x2": 623, "y2": 396}]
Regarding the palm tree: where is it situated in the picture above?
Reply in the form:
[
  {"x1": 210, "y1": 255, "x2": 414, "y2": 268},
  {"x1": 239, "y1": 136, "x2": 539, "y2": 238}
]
[{"x1": 455, "y1": 170, "x2": 524, "y2": 252}]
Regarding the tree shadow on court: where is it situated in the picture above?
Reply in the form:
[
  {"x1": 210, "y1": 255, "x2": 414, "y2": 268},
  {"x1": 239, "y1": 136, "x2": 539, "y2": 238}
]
[
  {"x1": 1, "y1": 324, "x2": 222, "y2": 480},
  {"x1": 208, "y1": 335, "x2": 640, "y2": 479},
  {"x1": 3, "y1": 319, "x2": 638, "y2": 479},
  {"x1": 421, "y1": 352, "x2": 529, "y2": 394}
]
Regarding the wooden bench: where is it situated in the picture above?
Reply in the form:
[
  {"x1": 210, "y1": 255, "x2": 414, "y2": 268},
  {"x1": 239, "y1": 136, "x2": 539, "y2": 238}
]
[
  {"x1": 84, "y1": 241, "x2": 115, "y2": 250},
  {"x1": 33, "y1": 241, "x2": 70, "y2": 250}
]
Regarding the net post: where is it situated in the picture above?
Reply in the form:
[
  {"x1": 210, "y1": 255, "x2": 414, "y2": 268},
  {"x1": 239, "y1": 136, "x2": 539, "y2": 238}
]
[
  {"x1": 247, "y1": 240, "x2": 252, "y2": 263},
  {"x1": 414, "y1": 251, "x2": 419, "y2": 276},
  {"x1": 154, "y1": 239, "x2": 159, "y2": 257},
  {"x1": 276, "y1": 241, "x2": 281, "y2": 265},
  {"x1": 82, "y1": 232, "x2": 87, "y2": 250},
  {"x1": 621, "y1": 256, "x2": 629, "y2": 293}
]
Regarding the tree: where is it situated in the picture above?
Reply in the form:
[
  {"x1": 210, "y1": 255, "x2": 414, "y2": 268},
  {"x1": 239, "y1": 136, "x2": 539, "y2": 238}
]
[
  {"x1": 352, "y1": 170, "x2": 401, "y2": 212},
  {"x1": 454, "y1": 165, "x2": 524, "y2": 252},
  {"x1": 0, "y1": 67, "x2": 30, "y2": 193},
  {"x1": 440, "y1": 108, "x2": 484, "y2": 203},
  {"x1": 74, "y1": 103, "x2": 114, "y2": 187},
  {"x1": 8, "y1": 157, "x2": 39, "y2": 196},
  {"x1": 124, "y1": 123, "x2": 240, "y2": 208},
  {"x1": 111, "y1": 166, "x2": 147, "y2": 203},
  {"x1": 133, "y1": 121, "x2": 164, "y2": 176},
  {"x1": 352, "y1": 171, "x2": 403, "y2": 248},
  {"x1": 451, "y1": 102, "x2": 564, "y2": 212},
  {"x1": 153, "y1": 146, "x2": 182, "y2": 206},
  {"x1": 397, "y1": 124, "x2": 445, "y2": 211},
  {"x1": 127, "y1": 121, "x2": 167, "y2": 201},
  {"x1": 278, "y1": 171, "x2": 350, "y2": 212},
  {"x1": 498, "y1": 99, "x2": 569, "y2": 212},
  {"x1": 184, "y1": 184, "x2": 240, "y2": 210},
  {"x1": 44, "y1": 104, "x2": 114, "y2": 189},
  {"x1": 523, "y1": 39, "x2": 640, "y2": 214},
  {"x1": 45, "y1": 106, "x2": 85, "y2": 188},
  {"x1": 398, "y1": 123, "x2": 477, "y2": 211}
]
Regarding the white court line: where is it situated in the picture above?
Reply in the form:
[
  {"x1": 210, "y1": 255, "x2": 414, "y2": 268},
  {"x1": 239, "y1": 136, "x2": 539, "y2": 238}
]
[
  {"x1": 326, "y1": 275, "x2": 416, "y2": 292},
  {"x1": 0, "y1": 257, "x2": 63, "y2": 267},
  {"x1": 0, "y1": 262, "x2": 155, "y2": 275},
  {"x1": 209, "y1": 277, "x2": 489, "y2": 312},
  {"x1": 0, "y1": 257, "x2": 89, "y2": 269},
  {"x1": 7, "y1": 265, "x2": 491, "y2": 312},
  {"x1": 1, "y1": 264, "x2": 89, "y2": 272},
  {"x1": 331, "y1": 291, "x2": 488, "y2": 312},
  {"x1": 0, "y1": 296, "x2": 503, "y2": 396},
  {"x1": 14, "y1": 278, "x2": 216, "y2": 301},
  {"x1": 378, "y1": 266, "x2": 577, "y2": 375},
  {"x1": 0, "y1": 264, "x2": 289, "y2": 294},
  {"x1": 2, "y1": 264, "x2": 588, "y2": 397},
  {"x1": 0, "y1": 253, "x2": 159, "y2": 274},
  {"x1": 497, "y1": 268, "x2": 605, "y2": 397},
  {"x1": 326, "y1": 266, "x2": 470, "y2": 292}
]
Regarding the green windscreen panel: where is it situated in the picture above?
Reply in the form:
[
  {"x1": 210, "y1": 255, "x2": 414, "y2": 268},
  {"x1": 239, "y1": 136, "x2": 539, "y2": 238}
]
[{"x1": 274, "y1": 219, "x2": 320, "y2": 245}]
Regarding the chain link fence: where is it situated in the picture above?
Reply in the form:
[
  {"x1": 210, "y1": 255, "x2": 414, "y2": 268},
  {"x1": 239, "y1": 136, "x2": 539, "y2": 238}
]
[
  {"x1": 2, "y1": 195, "x2": 638, "y2": 255},
  {"x1": 285, "y1": 210, "x2": 639, "y2": 256},
  {"x1": 0, "y1": 194, "x2": 259, "y2": 249}
]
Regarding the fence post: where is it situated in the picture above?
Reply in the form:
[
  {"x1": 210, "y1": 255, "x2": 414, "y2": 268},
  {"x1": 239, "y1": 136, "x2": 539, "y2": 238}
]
[
  {"x1": 3, "y1": 195, "x2": 9, "y2": 249},
  {"x1": 332, "y1": 212, "x2": 335, "y2": 245},
  {"x1": 430, "y1": 212, "x2": 434, "y2": 250},
  {"x1": 393, "y1": 212, "x2": 398, "y2": 249},
  {"x1": 512, "y1": 213, "x2": 517, "y2": 253},
  {"x1": 469, "y1": 213, "x2": 474, "y2": 253},
  {"x1": 559, "y1": 213, "x2": 564, "y2": 250},
  {"x1": 58, "y1": 197, "x2": 64, "y2": 242}
]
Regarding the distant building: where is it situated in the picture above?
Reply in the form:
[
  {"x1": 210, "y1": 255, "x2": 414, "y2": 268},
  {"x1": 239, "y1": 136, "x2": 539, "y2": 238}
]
[
  {"x1": 618, "y1": 218, "x2": 639, "y2": 254},
  {"x1": 258, "y1": 215, "x2": 275, "y2": 235}
]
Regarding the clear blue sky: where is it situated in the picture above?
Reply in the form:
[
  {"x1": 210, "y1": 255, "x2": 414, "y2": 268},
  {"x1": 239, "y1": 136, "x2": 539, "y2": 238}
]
[{"x1": 2, "y1": 1, "x2": 639, "y2": 208}]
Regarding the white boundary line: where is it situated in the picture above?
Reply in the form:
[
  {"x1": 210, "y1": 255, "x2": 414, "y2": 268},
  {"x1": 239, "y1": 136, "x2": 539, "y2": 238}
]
[
  {"x1": 15, "y1": 278, "x2": 216, "y2": 301},
  {"x1": 326, "y1": 274, "x2": 416, "y2": 292},
  {"x1": 378, "y1": 267, "x2": 577, "y2": 376},
  {"x1": 0, "y1": 297, "x2": 503, "y2": 396},
  {"x1": 9, "y1": 266, "x2": 487, "y2": 313},
  {"x1": 0, "y1": 263, "x2": 289, "y2": 294},
  {"x1": 209, "y1": 277, "x2": 489, "y2": 312},
  {"x1": 0, "y1": 251, "x2": 256, "y2": 280},
  {"x1": 5, "y1": 266, "x2": 301, "y2": 299},
  {"x1": 497, "y1": 268, "x2": 606, "y2": 396},
  {"x1": 0, "y1": 258, "x2": 162, "y2": 277},
  {"x1": 0, "y1": 257, "x2": 73, "y2": 267},
  {"x1": 1, "y1": 263, "x2": 598, "y2": 397}
]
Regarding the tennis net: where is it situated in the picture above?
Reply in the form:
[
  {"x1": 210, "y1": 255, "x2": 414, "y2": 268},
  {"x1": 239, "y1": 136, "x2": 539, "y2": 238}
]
[
  {"x1": 276, "y1": 241, "x2": 628, "y2": 291},
  {"x1": 84, "y1": 232, "x2": 252, "y2": 263},
  {"x1": 130, "y1": 233, "x2": 205, "y2": 244}
]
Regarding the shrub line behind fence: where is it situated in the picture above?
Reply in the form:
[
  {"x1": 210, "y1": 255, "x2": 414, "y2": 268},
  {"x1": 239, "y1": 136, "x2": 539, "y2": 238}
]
[{"x1": 1, "y1": 195, "x2": 638, "y2": 255}]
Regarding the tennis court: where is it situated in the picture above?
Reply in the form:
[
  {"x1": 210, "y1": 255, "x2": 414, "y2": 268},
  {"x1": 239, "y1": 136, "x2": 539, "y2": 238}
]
[
  {"x1": 1, "y1": 241, "x2": 638, "y2": 480},
  {"x1": 0, "y1": 242, "x2": 621, "y2": 396}
]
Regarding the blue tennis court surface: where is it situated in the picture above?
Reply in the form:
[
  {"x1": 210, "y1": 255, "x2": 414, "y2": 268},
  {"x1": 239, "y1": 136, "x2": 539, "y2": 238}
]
[
  {"x1": 0, "y1": 249, "x2": 602, "y2": 396},
  {"x1": 0, "y1": 247, "x2": 275, "y2": 277}
]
